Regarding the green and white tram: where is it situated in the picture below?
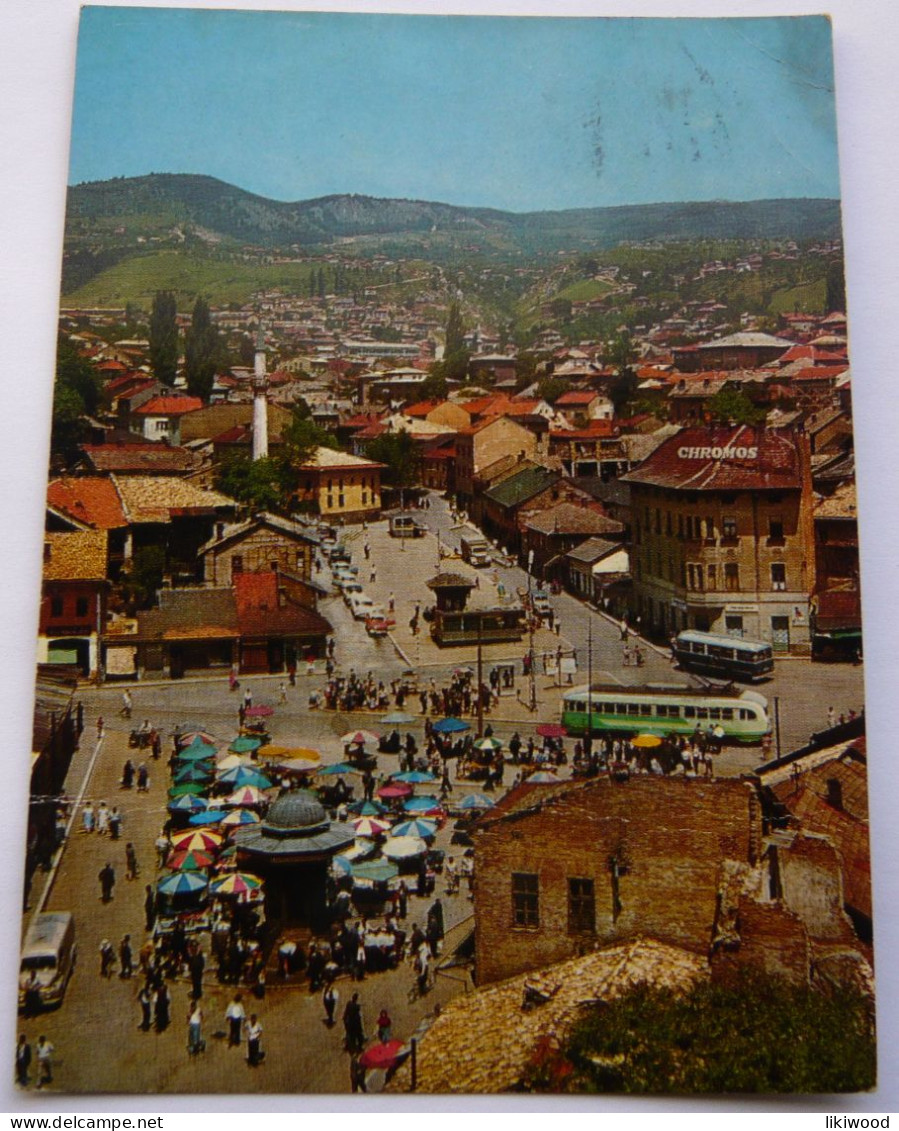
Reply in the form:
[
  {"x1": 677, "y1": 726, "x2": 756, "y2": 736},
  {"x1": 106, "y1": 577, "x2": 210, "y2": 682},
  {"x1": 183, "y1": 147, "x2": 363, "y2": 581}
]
[{"x1": 561, "y1": 683, "x2": 770, "y2": 744}]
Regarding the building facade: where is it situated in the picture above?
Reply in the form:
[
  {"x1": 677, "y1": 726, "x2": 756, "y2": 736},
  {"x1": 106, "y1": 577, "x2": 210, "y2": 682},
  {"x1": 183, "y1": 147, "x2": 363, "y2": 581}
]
[
  {"x1": 621, "y1": 425, "x2": 816, "y2": 651},
  {"x1": 295, "y1": 447, "x2": 384, "y2": 523}
]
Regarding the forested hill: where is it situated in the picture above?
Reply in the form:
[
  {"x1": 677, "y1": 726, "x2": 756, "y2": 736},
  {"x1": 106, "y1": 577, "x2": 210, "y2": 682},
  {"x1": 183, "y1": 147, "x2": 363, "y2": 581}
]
[{"x1": 66, "y1": 173, "x2": 842, "y2": 252}]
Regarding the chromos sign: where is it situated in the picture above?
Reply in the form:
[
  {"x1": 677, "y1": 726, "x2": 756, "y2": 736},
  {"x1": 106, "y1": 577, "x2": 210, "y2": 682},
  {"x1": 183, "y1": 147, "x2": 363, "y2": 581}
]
[{"x1": 677, "y1": 445, "x2": 759, "y2": 459}]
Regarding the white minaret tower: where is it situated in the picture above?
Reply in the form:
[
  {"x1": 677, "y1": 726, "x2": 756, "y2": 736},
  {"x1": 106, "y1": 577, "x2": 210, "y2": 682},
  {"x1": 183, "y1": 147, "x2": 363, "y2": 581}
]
[{"x1": 252, "y1": 327, "x2": 269, "y2": 461}]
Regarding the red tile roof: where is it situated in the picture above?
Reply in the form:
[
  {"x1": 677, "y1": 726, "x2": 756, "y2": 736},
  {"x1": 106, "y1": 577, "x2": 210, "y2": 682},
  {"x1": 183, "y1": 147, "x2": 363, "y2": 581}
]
[
  {"x1": 133, "y1": 395, "x2": 204, "y2": 416},
  {"x1": 48, "y1": 477, "x2": 128, "y2": 529},
  {"x1": 622, "y1": 425, "x2": 805, "y2": 492},
  {"x1": 403, "y1": 400, "x2": 442, "y2": 418},
  {"x1": 556, "y1": 390, "x2": 598, "y2": 406},
  {"x1": 790, "y1": 366, "x2": 849, "y2": 383},
  {"x1": 233, "y1": 571, "x2": 332, "y2": 638}
]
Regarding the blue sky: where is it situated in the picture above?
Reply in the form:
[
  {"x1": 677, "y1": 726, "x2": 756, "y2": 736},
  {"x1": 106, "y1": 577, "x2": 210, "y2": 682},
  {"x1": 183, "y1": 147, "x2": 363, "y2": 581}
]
[{"x1": 69, "y1": 8, "x2": 840, "y2": 212}]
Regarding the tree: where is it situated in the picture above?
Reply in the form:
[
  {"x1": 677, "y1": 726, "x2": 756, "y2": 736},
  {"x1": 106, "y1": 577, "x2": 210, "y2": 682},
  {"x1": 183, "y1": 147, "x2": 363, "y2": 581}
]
[
  {"x1": 825, "y1": 257, "x2": 846, "y2": 314},
  {"x1": 50, "y1": 335, "x2": 103, "y2": 463},
  {"x1": 605, "y1": 330, "x2": 639, "y2": 413},
  {"x1": 419, "y1": 369, "x2": 449, "y2": 402},
  {"x1": 282, "y1": 409, "x2": 339, "y2": 466},
  {"x1": 707, "y1": 387, "x2": 767, "y2": 426},
  {"x1": 214, "y1": 455, "x2": 288, "y2": 513},
  {"x1": 444, "y1": 299, "x2": 465, "y2": 357},
  {"x1": 536, "y1": 376, "x2": 571, "y2": 405},
  {"x1": 365, "y1": 431, "x2": 419, "y2": 491},
  {"x1": 148, "y1": 290, "x2": 178, "y2": 385},
  {"x1": 184, "y1": 296, "x2": 220, "y2": 401},
  {"x1": 121, "y1": 546, "x2": 167, "y2": 611}
]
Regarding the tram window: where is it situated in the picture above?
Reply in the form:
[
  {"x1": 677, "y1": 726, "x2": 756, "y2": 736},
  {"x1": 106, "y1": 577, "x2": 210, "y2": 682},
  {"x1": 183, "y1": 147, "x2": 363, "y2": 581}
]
[
  {"x1": 684, "y1": 706, "x2": 696, "y2": 719},
  {"x1": 668, "y1": 706, "x2": 680, "y2": 717},
  {"x1": 616, "y1": 704, "x2": 628, "y2": 715},
  {"x1": 709, "y1": 646, "x2": 734, "y2": 659},
  {"x1": 697, "y1": 708, "x2": 709, "y2": 720},
  {"x1": 691, "y1": 642, "x2": 705, "y2": 654},
  {"x1": 603, "y1": 703, "x2": 615, "y2": 713},
  {"x1": 656, "y1": 705, "x2": 668, "y2": 717},
  {"x1": 739, "y1": 709, "x2": 751, "y2": 720},
  {"x1": 721, "y1": 708, "x2": 734, "y2": 720},
  {"x1": 639, "y1": 705, "x2": 651, "y2": 715},
  {"x1": 627, "y1": 704, "x2": 640, "y2": 716},
  {"x1": 709, "y1": 708, "x2": 721, "y2": 720}
]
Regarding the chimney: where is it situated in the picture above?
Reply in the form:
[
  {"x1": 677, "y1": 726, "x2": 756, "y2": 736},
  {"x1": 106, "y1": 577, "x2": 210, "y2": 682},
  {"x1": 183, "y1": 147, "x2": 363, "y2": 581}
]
[{"x1": 826, "y1": 778, "x2": 843, "y2": 810}]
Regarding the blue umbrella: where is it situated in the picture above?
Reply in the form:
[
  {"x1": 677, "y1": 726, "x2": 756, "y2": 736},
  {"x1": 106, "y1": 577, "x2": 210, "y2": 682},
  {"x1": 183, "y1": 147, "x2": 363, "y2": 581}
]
[
  {"x1": 331, "y1": 855, "x2": 353, "y2": 878},
  {"x1": 381, "y1": 712, "x2": 416, "y2": 725},
  {"x1": 347, "y1": 799, "x2": 388, "y2": 817},
  {"x1": 188, "y1": 810, "x2": 229, "y2": 826},
  {"x1": 173, "y1": 762, "x2": 214, "y2": 784},
  {"x1": 460, "y1": 793, "x2": 494, "y2": 810},
  {"x1": 390, "y1": 818, "x2": 438, "y2": 839},
  {"x1": 229, "y1": 736, "x2": 264, "y2": 754},
  {"x1": 393, "y1": 770, "x2": 437, "y2": 784},
  {"x1": 317, "y1": 762, "x2": 357, "y2": 776},
  {"x1": 431, "y1": 717, "x2": 470, "y2": 734},
  {"x1": 175, "y1": 744, "x2": 217, "y2": 763},
  {"x1": 216, "y1": 766, "x2": 273, "y2": 789},
  {"x1": 168, "y1": 793, "x2": 209, "y2": 813},
  {"x1": 352, "y1": 859, "x2": 400, "y2": 883},
  {"x1": 403, "y1": 795, "x2": 441, "y2": 813},
  {"x1": 156, "y1": 870, "x2": 209, "y2": 896}
]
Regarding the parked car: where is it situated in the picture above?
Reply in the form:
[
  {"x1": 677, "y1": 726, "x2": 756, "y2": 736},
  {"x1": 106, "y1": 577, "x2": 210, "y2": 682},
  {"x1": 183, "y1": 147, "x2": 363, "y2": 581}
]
[
  {"x1": 333, "y1": 570, "x2": 359, "y2": 590},
  {"x1": 342, "y1": 581, "x2": 364, "y2": 603},
  {"x1": 531, "y1": 589, "x2": 552, "y2": 617},
  {"x1": 19, "y1": 912, "x2": 77, "y2": 1011},
  {"x1": 349, "y1": 593, "x2": 376, "y2": 620}
]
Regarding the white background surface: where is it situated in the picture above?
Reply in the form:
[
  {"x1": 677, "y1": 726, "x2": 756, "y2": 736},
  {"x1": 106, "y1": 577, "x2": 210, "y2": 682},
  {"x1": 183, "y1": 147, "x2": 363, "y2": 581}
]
[{"x1": 0, "y1": 0, "x2": 897, "y2": 1118}]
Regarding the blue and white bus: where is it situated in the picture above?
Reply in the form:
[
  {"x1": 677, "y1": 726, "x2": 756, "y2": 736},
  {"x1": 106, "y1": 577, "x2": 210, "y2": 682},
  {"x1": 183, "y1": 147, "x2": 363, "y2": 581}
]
[{"x1": 672, "y1": 630, "x2": 774, "y2": 683}]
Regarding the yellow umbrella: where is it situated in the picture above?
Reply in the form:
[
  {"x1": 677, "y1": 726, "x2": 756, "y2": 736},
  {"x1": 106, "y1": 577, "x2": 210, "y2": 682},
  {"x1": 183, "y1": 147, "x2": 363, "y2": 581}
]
[
  {"x1": 256, "y1": 745, "x2": 321, "y2": 764},
  {"x1": 170, "y1": 829, "x2": 224, "y2": 853},
  {"x1": 631, "y1": 733, "x2": 663, "y2": 748}
]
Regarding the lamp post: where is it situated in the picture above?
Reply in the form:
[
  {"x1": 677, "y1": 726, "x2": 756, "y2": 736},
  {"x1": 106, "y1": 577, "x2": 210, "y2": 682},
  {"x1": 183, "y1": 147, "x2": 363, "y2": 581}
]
[
  {"x1": 527, "y1": 550, "x2": 537, "y2": 712},
  {"x1": 585, "y1": 618, "x2": 593, "y2": 760}
]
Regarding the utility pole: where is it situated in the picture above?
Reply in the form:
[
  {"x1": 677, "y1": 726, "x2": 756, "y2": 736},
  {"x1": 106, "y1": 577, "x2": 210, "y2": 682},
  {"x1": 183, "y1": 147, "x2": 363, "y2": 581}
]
[
  {"x1": 774, "y1": 695, "x2": 782, "y2": 762},
  {"x1": 476, "y1": 613, "x2": 484, "y2": 738},
  {"x1": 527, "y1": 549, "x2": 536, "y2": 712},
  {"x1": 587, "y1": 620, "x2": 594, "y2": 749}
]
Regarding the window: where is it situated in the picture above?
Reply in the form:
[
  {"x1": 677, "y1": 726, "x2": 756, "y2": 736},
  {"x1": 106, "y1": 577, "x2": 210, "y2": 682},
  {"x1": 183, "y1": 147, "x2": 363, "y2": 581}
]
[
  {"x1": 568, "y1": 878, "x2": 595, "y2": 934},
  {"x1": 769, "y1": 517, "x2": 785, "y2": 544},
  {"x1": 707, "y1": 564, "x2": 717, "y2": 590},
  {"x1": 512, "y1": 872, "x2": 539, "y2": 929},
  {"x1": 722, "y1": 516, "x2": 737, "y2": 539},
  {"x1": 75, "y1": 597, "x2": 89, "y2": 617},
  {"x1": 725, "y1": 614, "x2": 744, "y2": 638},
  {"x1": 724, "y1": 563, "x2": 740, "y2": 591},
  {"x1": 771, "y1": 563, "x2": 787, "y2": 590},
  {"x1": 50, "y1": 595, "x2": 63, "y2": 617}
]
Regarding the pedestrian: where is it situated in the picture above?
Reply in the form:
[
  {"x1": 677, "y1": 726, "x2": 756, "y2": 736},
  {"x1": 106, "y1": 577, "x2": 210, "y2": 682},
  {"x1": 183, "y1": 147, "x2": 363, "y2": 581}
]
[
  {"x1": 137, "y1": 762, "x2": 149, "y2": 791},
  {"x1": 154, "y1": 983, "x2": 170, "y2": 1032},
  {"x1": 109, "y1": 807, "x2": 121, "y2": 840},
  {"x1": 322, "y1": 983, "x2": 338, "y2": 1027},
  {"x1": 243, "y1": 687, "x2": 253, "y2": 710},
  {"x1": 119, "y1": 934, "x2": 133, "y2": 978},
  {"x1": 98, "y1": 862, "x2": 115, "y2": 902},
  {"x1": 223, "y1": 992, "x2": 246, "y2": 1047},
  {"x1": 99, "y1": 938, "x2": 115, "y2": 977},
  {"x1": 278, "y1": 681, "x2": 287, "y2": 704},
  {"x1": 121, "y1": 690, "x2": 132, "y2": 718},
  {"x1": 81, "y1": 802, "x2": 95, "y2": 834},
  {"x1": 388, "y1": 591, "x2": 395, "y2": 613},
  {"x1": 187, "y1": 999, "x2": 204, "y2": 1056},
  {"x1": 189, "y1": 947, "x2": 205, "y2": 999},
  {"x1": 96, "y1": 716, "x2": 104, "y2": 740},
  {"x1": 377, "y1": 1009, "x2": 392, "y2": 1043},
  {"x1": 342, "y1": 991, "x2": 365, "y2": 1054},
  {"x1": 245, "y1": 1013, "x2": 264, "y2": 1066},
  {"x1": 350, "y1": 1053, "x2": 367, "y2": 1093},
  {"x1": 155, "y1": 833, "x2": 169, "y2": 868},
  {"x1": 121, "y1": 760, "x2": 134, "y2": 789},
  {"x1": 35, "y1": 1036, "x2": 53, "y2": 1089},
  {"x1": 96, "y1": 800, "x2": 109, "y2": 835},
  {"x1": 144, "y1": 884, "x2": 156, "y2": 932},
  {"x1": 137, "y1": 983, "x2": 153, "y2": 1031},
  {"x1": 125, "y1": 842, "x2": 139, "y2": 880},
  {"x1": 827, "y1": 705, "x2": 836, "y2": 728},
  {"x1": 15, "y1": 1035, "x2": 31, "y2": 1087},
  {"x1": 151, "y1": 730, "x2": 162, "y2": 760},
  {"x1": 398, "y1": 880, "x2": 408, "y2": 919},
  {"x1": 370, "y1": 567, "x2": 377, "y2": 584}
]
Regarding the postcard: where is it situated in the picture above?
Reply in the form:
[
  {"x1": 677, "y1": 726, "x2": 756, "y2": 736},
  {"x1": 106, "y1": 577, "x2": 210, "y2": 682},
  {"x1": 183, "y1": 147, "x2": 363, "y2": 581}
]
[{"x1": 12, "y1": 5, "x2": 880, "y2": 1098}]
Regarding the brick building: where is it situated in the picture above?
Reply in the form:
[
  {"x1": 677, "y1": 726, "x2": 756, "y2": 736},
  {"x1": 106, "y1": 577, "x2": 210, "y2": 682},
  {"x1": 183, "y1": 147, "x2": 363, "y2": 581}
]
[
  {"x1": 38, "y1": 531, "x2": 109, "y2": 677},
  {"x1": 621, "y1": 425, "x2": 816, "y2": 651},
  {"x1": 200, "y1": 512, "x2": 317, "y2": 586},
  {"x1": 454, "y1": 416, "x2": 539, "y2": 506},
  {"x1": 294, "y1": 446, "x2": 384, "y2": 523}
]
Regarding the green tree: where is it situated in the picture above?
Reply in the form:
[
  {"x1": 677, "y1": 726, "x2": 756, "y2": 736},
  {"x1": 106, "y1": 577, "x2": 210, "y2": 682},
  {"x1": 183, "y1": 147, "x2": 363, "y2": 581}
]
[
  {"x1": 707, "y1": 387, "x2": 767, "y2": 426},
  {"x1": 419, "y1": 369, "x2": 449, "y2": 401},
  {"x1": 148, "y1": 290, "x2": 178, "y2": 385},
  {"x1": 282, "y1": 409, "x2": 339, "y2": 466},
  {"x1": 184, "y1": 296, "x2": 220, "y2": 401},
  {"x1": 214, "y1": 455, "x2": 287, "y2": 513},
  {"x1": 444, "y1": 299, "x2": 465, "y2": 357},
  {"x1": 50, "y1": 335, "x2": 103, "y2": 463},
  {"x1": 536, "y1": 376, "x2": 571, "y2": 405},
  {"x1": 122, "y1": 546, "x2": 167, "y2": 610},
  {"x1": 365, "y1": 431, "x2": 420, "y2": 491},
  {"x1": 825, "y1": 257, "x2": 846, "y2": 314}
]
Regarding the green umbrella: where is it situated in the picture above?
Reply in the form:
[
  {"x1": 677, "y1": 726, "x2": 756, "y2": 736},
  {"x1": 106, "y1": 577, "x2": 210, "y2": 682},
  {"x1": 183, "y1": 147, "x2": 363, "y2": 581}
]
[
  {"x1": 352, "y1": 859, "x2": 399, "y2": 883},
  {"x1": 168, "y1": 783, "x2": 209, "y2": 799}
]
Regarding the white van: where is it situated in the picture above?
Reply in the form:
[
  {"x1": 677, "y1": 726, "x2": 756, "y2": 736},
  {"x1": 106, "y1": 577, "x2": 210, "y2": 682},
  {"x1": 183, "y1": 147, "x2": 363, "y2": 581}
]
[{"x1": 19, "y1": 911, "x2": 76, "y2": 1010}]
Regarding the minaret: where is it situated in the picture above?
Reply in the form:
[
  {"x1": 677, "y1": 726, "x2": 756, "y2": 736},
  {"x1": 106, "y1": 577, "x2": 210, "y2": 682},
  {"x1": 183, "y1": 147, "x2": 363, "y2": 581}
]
[{"x1": 252, "y1": 327, "x2": 269, "y2": 461}]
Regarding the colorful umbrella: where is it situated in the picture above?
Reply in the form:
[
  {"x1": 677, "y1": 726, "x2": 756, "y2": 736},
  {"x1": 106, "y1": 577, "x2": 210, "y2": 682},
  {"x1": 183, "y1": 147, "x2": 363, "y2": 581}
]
[
  {"x1": 351, "y1": 816, "x2": 392, "y2": 837},
  {"x1": 473, "y1": 737, "x2": 503, "y2": 752},
  {"x1": 244, "y1": 704, "x2": 275, "y2": 718},
  {"x1": 317, "y1": 762, "x2": 357, "y2": 776},
  {"x1": 173, "y1": 763, "x2": 214, "y2": 785},
  {"x1": 378, "y1": 782, "x2": 412, "y2": 799},
  {"x1": 216, "y1": 753, "x2": 254, "y2": 772},
  {"x1": 225, "y1": 786, "x2": 267, "y2": 807},
  {"x1": 347, "y1": 799, "x2": 388, "y2": 817},
  {"x1": 216, "y1": 766, "x2": 273, "y2": 789},
  {"x1": 188, "y1": 810, "x2": 229, "y2": 826},
  {"x1": 168, "y1": 793, "x2": 209, "y2": 813},
  {"x1": 220, "y1": 808, "x2": 261, "y2": 828},
  {"x1": 526, "y1": 771, "x2": 560, "y2": 783},
  {"x1": 352, "y1": 860, "x2": 399, "y2": 883},
  {"x1": 459, "y1": 793, "x2": 494, "y2": 810},
  {"x1": 257, "y1": 745, "x2": 320, "y2": 764},
  {"x1": 170, "y1": 829, "x2": 223, "y2": 853},
  {"x1": 176, "y1": 737, "x2": 217, "y2": 758},
  {"x1": 390, "y1": 818, "x2": 438, "y2": 839},
  {"x1": 167, "y1": 848, "x2": 215, "y2": 871},
  {"x1": 631, "y1": 733, "x2": 663, "y2": 748},
  {"x1": 381, "y1": 712, "x2": 415, "y2": 725},
  {"x1": 209, "y1": 872, "x2": 263, "y2": 898},
  {"x1": 341, "y1": 730, "x2": 380, "y2": 746},
  {"x1": 173, "y1": 730, "x2": 216, "y2": 745},
  {"x1": 392, "y1": 770, "x2": 437, "y2": 784},
  {"x1": 403, "y1": 795, "x2": 441, "y2": 813},
  {"x1": 382, "y1": 835, "x2": 428, "y2": 860},
  {"x1": 156, "y1": 870, "x2": 208, "y2": 896},
  {"x1": 536, "y1": 723, "x2": 567, "y2": 739},
  {"x1": 229, "y1": 736, "x2": 264, "y2": 754},
  {"x1": 168, "y1": 783, "x2": 209, "y2": 799},
  {"x1": 359, "y1": 1039, "x2": 407, "y2": 1070},
  {"x1": 431, "y1": 717, "x2": 470, "y2": 734},
  {"x1": 331, "y1": 855, "x2": 353, "y2": 878}
]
